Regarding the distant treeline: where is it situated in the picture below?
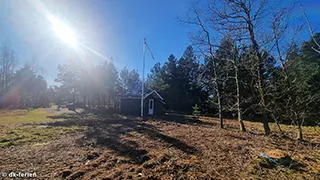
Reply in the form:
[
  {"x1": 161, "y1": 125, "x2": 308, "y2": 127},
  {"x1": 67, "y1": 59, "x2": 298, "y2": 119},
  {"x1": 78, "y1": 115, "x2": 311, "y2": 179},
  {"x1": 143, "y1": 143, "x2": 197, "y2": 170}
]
[{"x1": 0, "y1": 43, "x2": 49, "y2": 109}]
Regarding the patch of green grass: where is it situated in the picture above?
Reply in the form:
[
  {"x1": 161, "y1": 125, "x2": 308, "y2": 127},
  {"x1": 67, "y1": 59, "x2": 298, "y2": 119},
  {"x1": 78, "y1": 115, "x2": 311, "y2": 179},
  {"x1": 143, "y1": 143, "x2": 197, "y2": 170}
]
[
  {"x1": 250, "y1": 157, "x2": 295, "y2": 179},
  {"x1": 246, "y1": 120, "x2": 320, "y2": 140},
  {"x1": 249, "y1": 150, "x2": 320, "y2": 179},
  {"x1": 0, "y1": 125, "x2": 87, "y2": 147},
  {"x1": 269, "y1": 123, "x2": 320, "y2": 140},
  {"x1": 0, "y1": 109, "x2": 64, "y2": 125}
]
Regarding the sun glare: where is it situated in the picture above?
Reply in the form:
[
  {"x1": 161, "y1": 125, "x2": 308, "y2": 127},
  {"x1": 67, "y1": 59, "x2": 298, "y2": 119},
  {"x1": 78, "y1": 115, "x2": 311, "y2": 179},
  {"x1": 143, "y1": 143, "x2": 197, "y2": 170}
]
[{"x1": 48, "y1": 15, "x2": 78, "y2": 47}]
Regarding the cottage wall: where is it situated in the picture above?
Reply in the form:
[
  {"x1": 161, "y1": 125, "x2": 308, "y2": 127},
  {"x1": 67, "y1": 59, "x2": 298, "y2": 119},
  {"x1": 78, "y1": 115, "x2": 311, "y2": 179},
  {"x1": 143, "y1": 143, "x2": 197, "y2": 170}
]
[
  {"x1": 120, "y1": 99, "x2": 140, "y2": 116},
  {"x1": 120, "y1": 92, "x2": 165, "y2": 116}
]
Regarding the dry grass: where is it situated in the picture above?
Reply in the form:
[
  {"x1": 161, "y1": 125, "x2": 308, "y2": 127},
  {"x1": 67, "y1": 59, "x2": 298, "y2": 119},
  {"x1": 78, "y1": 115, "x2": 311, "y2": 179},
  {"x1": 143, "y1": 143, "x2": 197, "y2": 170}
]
[
  {"x1": 0, "y1": 125, "x2": 87, "y2": 147},
  {"x1": 0, "y1": 108, "x2": 63, "y2": 125},
  {"x1": 0, "y1": 108, "x2": 87, "y2": 147},
  {"x1": 0, "y1": 111, "x2": 319, "y2": 179}
]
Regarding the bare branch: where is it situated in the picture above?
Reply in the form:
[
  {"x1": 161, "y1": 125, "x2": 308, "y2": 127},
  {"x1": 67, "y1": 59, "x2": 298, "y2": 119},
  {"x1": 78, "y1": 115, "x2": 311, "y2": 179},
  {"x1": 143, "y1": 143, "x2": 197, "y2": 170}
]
[{"x1": 300, "y1": 4, "x2": 320, "y2": 53}]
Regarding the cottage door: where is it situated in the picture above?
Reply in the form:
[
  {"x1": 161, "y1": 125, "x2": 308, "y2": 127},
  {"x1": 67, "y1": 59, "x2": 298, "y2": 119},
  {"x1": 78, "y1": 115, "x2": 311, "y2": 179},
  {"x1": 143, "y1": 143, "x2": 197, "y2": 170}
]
[{"x1": 148, "y1": 99, "x2": 154, "y2": 115}]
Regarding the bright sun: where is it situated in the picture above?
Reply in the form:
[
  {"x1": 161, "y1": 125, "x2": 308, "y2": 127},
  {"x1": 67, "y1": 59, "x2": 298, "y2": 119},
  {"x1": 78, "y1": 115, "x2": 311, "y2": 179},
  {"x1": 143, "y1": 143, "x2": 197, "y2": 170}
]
[{"x1": 48, "y1": 15, "x2": 78, "y2": 47}]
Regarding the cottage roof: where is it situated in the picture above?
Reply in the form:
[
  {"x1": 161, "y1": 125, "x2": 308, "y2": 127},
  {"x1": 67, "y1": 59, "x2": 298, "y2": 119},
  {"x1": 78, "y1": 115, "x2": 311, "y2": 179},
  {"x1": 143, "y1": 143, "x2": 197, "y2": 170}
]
[
  {"x1": 143, "y1": 90, "x2": 163, "y2": 100},
  {"x1": 120, "y1": 90, "x2": 164, "y2": 101}
]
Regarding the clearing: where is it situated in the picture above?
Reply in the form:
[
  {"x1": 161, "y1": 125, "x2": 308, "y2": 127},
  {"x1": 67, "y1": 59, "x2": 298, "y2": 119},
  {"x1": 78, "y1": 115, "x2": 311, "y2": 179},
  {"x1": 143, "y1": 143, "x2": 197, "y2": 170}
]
[{"x1": 0, "y1": 108, "x2": 319, "y2": 179}]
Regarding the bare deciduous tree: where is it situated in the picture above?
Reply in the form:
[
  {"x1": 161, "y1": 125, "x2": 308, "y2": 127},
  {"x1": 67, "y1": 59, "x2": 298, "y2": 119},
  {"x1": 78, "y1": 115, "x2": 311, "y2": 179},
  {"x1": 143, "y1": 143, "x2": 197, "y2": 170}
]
[
  {"x1": 205, "y1": 0, "x2": 299, "y2": 135},
  {"x1": 179, "y1": 7, "x2": 225, "y2": 128},
  {"x1": 0, "y1": 41, "x2": 16, "y2": 107},
  {"x1": 300, "y1": 4, "x2": 320, "y2": 54}
]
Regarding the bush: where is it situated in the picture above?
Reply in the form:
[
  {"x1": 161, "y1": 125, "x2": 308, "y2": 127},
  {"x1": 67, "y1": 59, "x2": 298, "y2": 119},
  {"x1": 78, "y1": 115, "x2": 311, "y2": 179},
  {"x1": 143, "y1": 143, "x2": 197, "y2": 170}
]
[{"x1": 192, "y1": 104, "x2": 201, "y2": 117}]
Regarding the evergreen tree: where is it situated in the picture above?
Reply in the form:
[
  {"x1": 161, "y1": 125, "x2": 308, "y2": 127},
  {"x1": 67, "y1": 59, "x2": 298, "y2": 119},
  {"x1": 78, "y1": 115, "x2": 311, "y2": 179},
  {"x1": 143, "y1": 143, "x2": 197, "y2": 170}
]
[
  {"x1": 12, "y1": 65, "x2": 48, "y2": 108},
  {"x1": 119, "y1": 67, "x2": 140, "y2": 96}
]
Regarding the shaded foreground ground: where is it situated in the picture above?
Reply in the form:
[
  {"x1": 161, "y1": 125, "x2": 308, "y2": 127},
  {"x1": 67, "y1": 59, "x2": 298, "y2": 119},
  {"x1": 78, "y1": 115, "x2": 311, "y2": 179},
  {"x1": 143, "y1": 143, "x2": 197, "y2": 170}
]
[{"x1": 0, "y1": 109, "x2": 319, "y2": 179}]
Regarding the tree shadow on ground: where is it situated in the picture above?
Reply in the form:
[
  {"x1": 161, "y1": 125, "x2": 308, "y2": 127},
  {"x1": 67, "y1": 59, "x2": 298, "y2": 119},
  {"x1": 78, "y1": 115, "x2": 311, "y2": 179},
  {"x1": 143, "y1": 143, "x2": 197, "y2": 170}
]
[
  {"x1": 153, "y1": 113, "x2": 217, "y2": 127},
  {"x1": 226, "y1": 134, "x2": 248, "y2": 141},
  {"x1": 47, "y1": 114, "x2": 78, "y2": 120},
  {"x1": 46, "y1": 111, "x2": 199, "y2": 164}
]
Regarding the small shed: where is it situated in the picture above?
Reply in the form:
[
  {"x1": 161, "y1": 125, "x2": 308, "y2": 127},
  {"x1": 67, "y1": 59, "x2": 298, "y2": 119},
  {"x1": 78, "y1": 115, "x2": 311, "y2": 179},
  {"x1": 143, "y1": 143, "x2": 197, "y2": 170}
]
[{"x1": 120, "y1": 90, "x2": 165, "y2": 116}]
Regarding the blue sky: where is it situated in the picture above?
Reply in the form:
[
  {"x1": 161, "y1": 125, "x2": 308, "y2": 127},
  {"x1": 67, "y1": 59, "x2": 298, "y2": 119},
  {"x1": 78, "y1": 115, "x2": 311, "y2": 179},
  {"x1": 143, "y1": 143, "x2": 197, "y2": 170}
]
[{"x1": 0, "y1": 0, "x2": 319, "y2": 86}]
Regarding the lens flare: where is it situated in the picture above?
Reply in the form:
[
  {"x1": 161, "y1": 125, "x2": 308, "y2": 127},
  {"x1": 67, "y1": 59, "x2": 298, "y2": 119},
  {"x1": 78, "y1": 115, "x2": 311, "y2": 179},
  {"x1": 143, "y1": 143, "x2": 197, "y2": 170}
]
[{"x1": 48, "y1": 15, "x2": 78, "y2": 47}]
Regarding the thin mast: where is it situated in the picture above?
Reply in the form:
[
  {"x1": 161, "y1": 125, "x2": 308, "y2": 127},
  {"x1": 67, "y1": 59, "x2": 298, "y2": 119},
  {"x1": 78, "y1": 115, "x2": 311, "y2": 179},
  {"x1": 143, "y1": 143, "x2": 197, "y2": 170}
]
[{"x1": 141, "y1": 38, "x2": 146, "y2": 117}]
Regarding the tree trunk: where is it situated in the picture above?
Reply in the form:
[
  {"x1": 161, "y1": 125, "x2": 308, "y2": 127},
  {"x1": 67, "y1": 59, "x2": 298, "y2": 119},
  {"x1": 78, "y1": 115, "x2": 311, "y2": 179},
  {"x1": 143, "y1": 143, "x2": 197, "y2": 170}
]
[
  {"x1": 276, "y1": 122, "x2": 283, "y2": 133},
  {"x1": 272, "y1": 114, "x2": 283, "y2": 133},
  {"x1": 217, "y1": 91, "x2": 223, "y2": 129},
  {"x1": 219, "y1": 110, "x2": 223, "y2": 128},
  {"x1": 192, "y1": 12, "x2": 223, "y2": 129},
  {"x1": 297, "y1": 120, "x2": 304, "y2": 141},
  {"x1": 297, "y1": 125, "x2": 303, "y2": 141},
  {"x1": 246, "y1": 13, "x2": 273, "y2": 136},
  {"x1": 234, "y1": 60, "x2": 246, "y2": 132},
  {"x1": 83, "y1": 95, "x2": 87, "y2": 108},
  {"x1": 103, "y1": 95, "x2": 106, "y2": 108},
  {"x1": 263, "y1": 121, "x2": 271, "y2": 136},
  {"x1": 97, "y1": 93, "x2": 101, "y2": 108},
  {"x1": 239, "y1": 119, "x2": 246, "y2": 132}
]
